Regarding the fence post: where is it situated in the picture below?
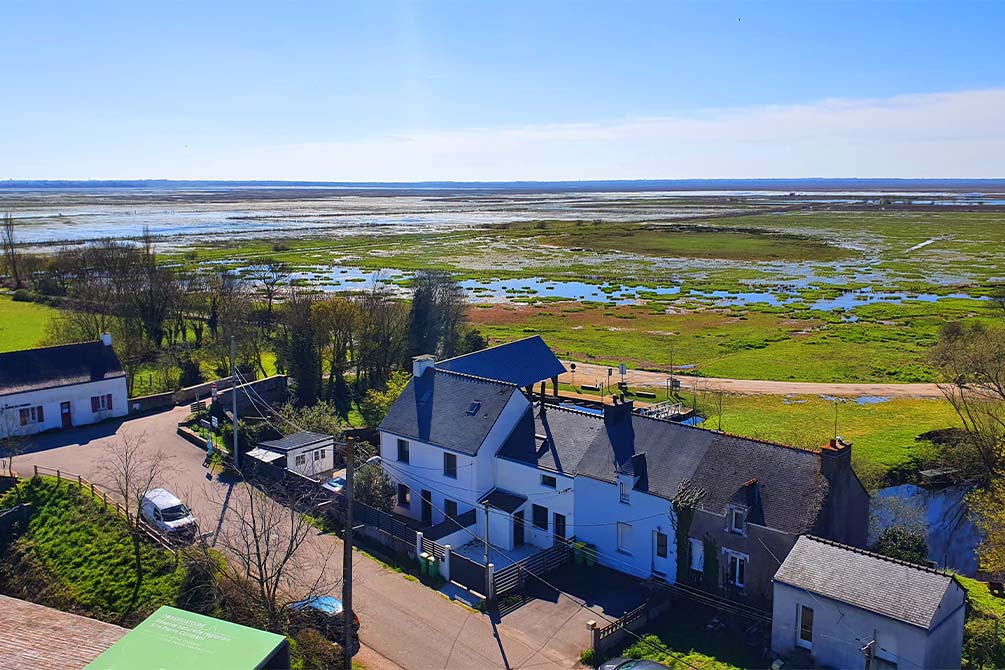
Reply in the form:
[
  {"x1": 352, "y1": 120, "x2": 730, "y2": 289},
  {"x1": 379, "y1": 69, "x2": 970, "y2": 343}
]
[
  {"x1": 34, "y1": 465, "x2": 38, "y2": 477},
  {"x1": 442, "y1": 544, "x2": 451, "y2": 582},
  {"x1": 91, "y1": 482, "x2": 95, "y2": 496},
  {"x1": 587, "y1": 620, "x2": 599, "y2": 653},
  {"x1": 415, "y1": 531, "x2": 424, "y2": 561},
  {"x1": 56, "y1": 469, "x2": 61, "y2": 482},
  {"x1": 77, "y1": 475, "x2": 82, "y2": 488},
  {"x1": 103, "y1": 492, "x2": 107, "y2": 507},
  {"x1": 487, "y1": 562, "x2": 495, "y2": 602}
]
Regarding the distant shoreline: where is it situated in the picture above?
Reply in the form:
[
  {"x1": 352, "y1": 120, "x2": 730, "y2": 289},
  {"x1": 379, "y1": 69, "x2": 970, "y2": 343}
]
[{"x1": 3, "y1": 178, "x2": 1005, "y2": 193}]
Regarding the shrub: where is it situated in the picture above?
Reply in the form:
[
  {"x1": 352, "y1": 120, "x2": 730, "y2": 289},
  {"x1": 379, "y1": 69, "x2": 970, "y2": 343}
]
[{"x1": 579, "y1": 647, "x2": 598, "y2": 667}]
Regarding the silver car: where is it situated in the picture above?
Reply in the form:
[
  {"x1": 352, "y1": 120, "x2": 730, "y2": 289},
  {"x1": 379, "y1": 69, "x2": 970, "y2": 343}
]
[{"x1": 140, "y1": 488, "x2": 198, "y2": 538}]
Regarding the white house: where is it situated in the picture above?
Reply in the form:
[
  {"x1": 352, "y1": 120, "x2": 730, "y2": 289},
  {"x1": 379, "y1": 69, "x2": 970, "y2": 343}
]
[
  {"x1": 0, "y1": 334, "x2": 128, "y2": 437},
  {"x1": 254, "y1": 431, "x2": 336, "y2": 479},
  {"x1": 772, "y1": 535, "x2": 966, "y2": 670},
  {"x1": 377, "y1": 336, "x2": 868, "y2": 604}
]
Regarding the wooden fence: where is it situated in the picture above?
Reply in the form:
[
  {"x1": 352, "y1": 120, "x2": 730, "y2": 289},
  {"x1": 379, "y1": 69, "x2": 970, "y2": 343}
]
[
  {"x1": 590, "y1": 597, "x2": 673, "y2": 655},
  {"x1": 29, "y1": 465, "x2": 178, "y2": 554}
]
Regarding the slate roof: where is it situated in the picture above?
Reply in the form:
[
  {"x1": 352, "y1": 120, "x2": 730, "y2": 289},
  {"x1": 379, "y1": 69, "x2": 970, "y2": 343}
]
[
  {"x1": 774, "y1": 536, "x2": 958, "y2": 629},
  {"x1": 259, "y1": 431, "x2": 333, "y2": 452},
  {"x1": 480, "y1": 488, "x2": 527, "y2": 513},
  {"x1": 379, "y1": 368, "x2": 521, "y2": 456},
  {"x1": 498, "y1": 404, "x2": 829, "y2": 534},
  {"x1": 0, "y1": 340, "x2": 125, "y2": 397},
  {"x1": 436, "y1": 335, "x2": 567, "y2": 388}
]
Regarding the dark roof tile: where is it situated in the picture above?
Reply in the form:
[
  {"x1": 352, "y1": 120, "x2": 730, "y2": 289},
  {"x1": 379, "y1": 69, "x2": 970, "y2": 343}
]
[
  {"x1": 0, "y1": 340, "x2": 125, "y2": 396},
  {"x1": 437, "y1": 335, "x2": 566, "y2": 388}
]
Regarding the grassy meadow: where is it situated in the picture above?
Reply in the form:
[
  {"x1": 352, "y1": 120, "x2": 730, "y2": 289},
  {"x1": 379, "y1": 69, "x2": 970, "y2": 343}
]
[{"x1": 0, "y1": 295, "x2": 56, "y2": 352}]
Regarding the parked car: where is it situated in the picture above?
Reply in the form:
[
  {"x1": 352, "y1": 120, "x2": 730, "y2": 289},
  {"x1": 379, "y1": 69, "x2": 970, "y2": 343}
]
[
  {"x1": 323, "y1": 475, "x2": 347, "y2": 494},
  {"x1": 599, "y1": 659, "x2": 670, "y2": 670},
  {"x1": 363, "y1": 455, "x2": 381, "y2": 468},
  {"x1": 289, "y1": 595, "x2": 360, "y2": 655},
  {"x1": 140, "y1": 488, "x2": 198, "y2": 540}
]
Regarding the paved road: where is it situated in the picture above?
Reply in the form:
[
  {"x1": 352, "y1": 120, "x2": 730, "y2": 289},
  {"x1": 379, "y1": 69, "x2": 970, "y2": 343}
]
[
  {"x1": 13, "y1": 409, "x2": 610, "y2": 670},
  {"x1": 561, "y1": 361, "x2": 944, "y2": 398}
]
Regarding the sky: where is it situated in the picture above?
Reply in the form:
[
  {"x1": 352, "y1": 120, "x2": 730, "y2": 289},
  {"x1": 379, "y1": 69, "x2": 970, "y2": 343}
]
[{"x1": 3, "y1": 0, "x2": 1004, "y2": 181}]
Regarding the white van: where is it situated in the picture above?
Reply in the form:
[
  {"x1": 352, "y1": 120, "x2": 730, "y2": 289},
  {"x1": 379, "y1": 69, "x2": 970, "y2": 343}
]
[{"x1": 140, "y1": 488, "x2": 198, "y2": 539}]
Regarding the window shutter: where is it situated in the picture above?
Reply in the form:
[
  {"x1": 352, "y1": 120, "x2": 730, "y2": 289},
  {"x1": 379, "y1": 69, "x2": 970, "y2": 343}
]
[
  {"x1": 106, "y1": 394, "x2": 113, "y2": 410},
  {"x1": 36, "y1": 405, "x2": 44, "y2": 423},
  {"x1": 91, "y1": 396, "x2": 99, "y2": 412}
]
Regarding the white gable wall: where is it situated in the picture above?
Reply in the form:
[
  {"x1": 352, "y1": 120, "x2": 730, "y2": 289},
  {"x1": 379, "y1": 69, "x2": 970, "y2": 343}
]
[
  {"x1": 771, "y1": 580, "x2": 957, "y2": 670},
  {"x1": 0, "y1": 377, "x2": 128, "y2": 437},
  {"x1": 495, "y1": 457, "x2": 575, "y2": 550}
]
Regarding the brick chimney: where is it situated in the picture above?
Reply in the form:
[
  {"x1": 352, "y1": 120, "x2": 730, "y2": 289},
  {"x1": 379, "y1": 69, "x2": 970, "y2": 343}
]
[
  {"x1": 820, "y1": 437, "x2": 852, "y2": 478},
  {"x1": 412, "y1": 354, "x2": 435, "y2": 378}
]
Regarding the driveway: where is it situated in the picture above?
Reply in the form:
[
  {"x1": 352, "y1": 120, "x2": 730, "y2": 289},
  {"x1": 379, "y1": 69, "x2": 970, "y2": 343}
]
[{"x1": 12, "y1": 408, "x2": 614, "y2": 670}]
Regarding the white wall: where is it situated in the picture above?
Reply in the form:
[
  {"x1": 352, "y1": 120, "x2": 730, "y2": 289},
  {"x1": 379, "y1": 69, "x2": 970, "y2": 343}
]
[
  {"x1": 770, "y1": 581, "x2": 963, "y2": 670},
  {"x1": 0, "y1": 377, "x2": 128, "y2": 437},
  {"x1": 495, "y1": 457, "x2": 575, "y2": 550},
  {"x1": 573, "y1": 474, "x2": 676, "y2": 580},
  {"x1": 286, "y1": 440, "x2": 336, "y2": 479},
  {"x1": 377, "y1": 390, "x2": 530, "y2": 526}
]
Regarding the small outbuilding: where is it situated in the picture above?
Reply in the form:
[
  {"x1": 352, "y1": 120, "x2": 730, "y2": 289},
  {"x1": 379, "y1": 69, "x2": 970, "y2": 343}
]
[
  {"x1": 0, "y1": 334, "x2": 128, "y2": 437},
  {"x1": 772, "y1": 535, "x2": 966, "y2": 670},
  {"x1": 256, "y1": 431, "x2": 336, "y2": 479}
]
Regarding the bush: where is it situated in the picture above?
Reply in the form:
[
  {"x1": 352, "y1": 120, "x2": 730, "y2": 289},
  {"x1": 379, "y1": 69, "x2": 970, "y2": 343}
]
[
  {"x1": 292, "y1": 628, "x2": 343, "y2": 670},
  {"x1": 579, "y1": 648, "x2": 598, "y2": 667},
  {"x1": 870, "y1": 526, "x2": 929, "y2": 565}
]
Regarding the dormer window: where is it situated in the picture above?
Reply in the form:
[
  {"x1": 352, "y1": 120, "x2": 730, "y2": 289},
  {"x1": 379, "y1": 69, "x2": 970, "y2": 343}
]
[
  {"x1": 729, "y1": 507, "x2": 746, "y2": 535},
  {"x1": 466, "y1": 401, "x2": 481, "y2": 416}
]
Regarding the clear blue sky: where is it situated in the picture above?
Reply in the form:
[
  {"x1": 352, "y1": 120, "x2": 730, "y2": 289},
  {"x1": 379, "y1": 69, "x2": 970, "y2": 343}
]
[{"x1": 3, "y1": 0, "x2": 1004, "y2": 180}]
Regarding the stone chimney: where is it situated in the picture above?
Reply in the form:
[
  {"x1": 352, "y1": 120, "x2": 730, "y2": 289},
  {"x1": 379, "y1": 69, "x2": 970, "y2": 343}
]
[
  {"x1": 820, "y1": 437, "x2": 852, "y2": 478},
  {"x1": 100, "y1": 332, "x2": 112, "y2": 347},
  {"x1": 412, "y1": 354, "x2": 435, "y2": 378}
]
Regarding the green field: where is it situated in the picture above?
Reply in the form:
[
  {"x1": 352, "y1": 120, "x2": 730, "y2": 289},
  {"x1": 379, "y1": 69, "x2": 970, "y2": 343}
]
[{"x1": 0, "y1": 295, "x2": 57, "y2": 352}]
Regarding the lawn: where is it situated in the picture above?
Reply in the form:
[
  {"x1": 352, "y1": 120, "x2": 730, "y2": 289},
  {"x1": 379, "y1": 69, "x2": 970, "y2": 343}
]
[
  {"x1": 0, "y1": 477, "x2": 189, "y2": 625},
  {"x1": 696, "y1": 394, "x2": 958, "y2": 479},
  {"x1": 0, "y1": 295, "x2": 57, "y2": 352}
]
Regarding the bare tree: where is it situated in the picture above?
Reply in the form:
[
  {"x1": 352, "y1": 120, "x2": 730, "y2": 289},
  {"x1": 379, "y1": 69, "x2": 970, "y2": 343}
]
[
  {"x1": 210, "y1": 481, "x2": 339, "y2": 633},
  {"x1": 248, "y1": 259, "x2": 291, "y2": 322},
  {"x1": 0, "y1": 408, "x2": 32, "y2": 478},
  {"x1": 1, "y1": 213, "x2": 22, "y2": 289},
  {"x1": 101, "y1": 430, "x2": 171, "y2": 528}
]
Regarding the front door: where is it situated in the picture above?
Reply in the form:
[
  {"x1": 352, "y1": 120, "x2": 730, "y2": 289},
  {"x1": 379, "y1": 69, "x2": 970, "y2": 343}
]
[
  {"x1": 421, "y1": 490, "x2": 432, "y2": 525},
  {"x1": 553, "y1": 512, "x2": 567, "y2": 546},
  {"x1": 60, "y1": 402, "x2": 72, "y2": 429},
  {"x1": 513, "y1": 510, "x2": 525, "y2": 546}
]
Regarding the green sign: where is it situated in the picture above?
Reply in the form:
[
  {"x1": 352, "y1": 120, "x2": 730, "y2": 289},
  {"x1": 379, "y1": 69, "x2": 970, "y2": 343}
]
[{"x1": 85, "y1": 606, "x2": 287, "y2": 670}]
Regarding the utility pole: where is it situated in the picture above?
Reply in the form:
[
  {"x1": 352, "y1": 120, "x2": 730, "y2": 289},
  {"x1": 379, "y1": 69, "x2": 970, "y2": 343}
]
[
  {"x1": 669, "y1": 338, "x2": 675, "y2": 399},
  {"x1": 483, "y1": 502, "x2": 491, "y2": 597},
  {"x1": 343, "y1": 437, "x2": 355, "y2": 670},
  {"x1": 231, "y1": 336, "x2": 239, "y2": 470}
]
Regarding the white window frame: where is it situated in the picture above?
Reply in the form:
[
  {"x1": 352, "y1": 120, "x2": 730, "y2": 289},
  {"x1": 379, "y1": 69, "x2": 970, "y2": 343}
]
[
  {"x1": 397, "y1": 438, "x2": 409, "y2": 463},
  {"x1": 689, "y1": 537, "x2": 704, "y2": 572},
  {"x1": 617, "y1": 522, "x2": 632, "y2": 554},
  {"x1": 619, "y1": 481, "x2": 630, "y2": 504},
  {"x1": 294, "y1": 454, "x2": 306, "y2": 467},
  {"x1": 728, "y1": 506, "x2": 747, "y2": 536},
  {"x1": 724, "y1": 548, "x2": 748, "y2": 589},
  {"x1": 796, "y1": 604, "x2": 814, "y2": 650},
  {"x1": 19, "y1": 405, "x2": 44, "y2": 426}
]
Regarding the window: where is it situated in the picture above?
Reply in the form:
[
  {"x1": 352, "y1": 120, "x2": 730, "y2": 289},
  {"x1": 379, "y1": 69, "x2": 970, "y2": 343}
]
[
  {"x1": 619, "y1": 481, "x2": 630, "y2": 503},
  {"x1": 397, "y1": 484, "x2": 410, "y2": 507},
  {"x1": 90, "y1": 394, "x2": 113, "y2": 413},
  {"x1": 797, "y1": 605, "x2": 814, "y2": 650},
  {"x1": 726, "y1": 551, "x2": 747, "y2": 589},
  {"x1": 466, "y1": 401, "x2": 481, "y2": 415},
  {"x1": 313, "y1": 449, "x2": 323, "y2": 461},
  {"x1": 295, "y1": 454, "x2": 306, "y2": 467},
  {"x1": 617, "y1": 522, "x2": 632, "y2": 554},
  {"x1": 541, "y1": 474, "x2": 557, "y2": 488},
  {"x1": 320, "y1": 448, "x2": 326, "y2": 460},
  {"x1": 397, "y1": 439, "x2": 410, "y2": 463},
  {"x1": 656, "y1": 531, "x2": 668, "y2": 558},
  {"x1": 18, "y1": 405, "x2": 44, "y2": 426},
  {"x1": 444, "y1": 499, "x2": 458, "y2": 519},
  {"x1": 689, "y1": 538, "x2": 704, "y2": 572},
  {"x1": 443, "y1": 452, "x2": 457, "y2": 478},
  {"x1": 532, "y1": 504, "x2": 548, "y2": 530},
  {"x1": 730, "y1": 508, "x2": 746, "y2": 535}
]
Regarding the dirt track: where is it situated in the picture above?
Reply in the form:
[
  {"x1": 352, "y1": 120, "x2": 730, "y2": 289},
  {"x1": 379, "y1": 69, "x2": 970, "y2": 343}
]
[{"x1": 560, "y1": 361, "x2": 944, "y2": 398}]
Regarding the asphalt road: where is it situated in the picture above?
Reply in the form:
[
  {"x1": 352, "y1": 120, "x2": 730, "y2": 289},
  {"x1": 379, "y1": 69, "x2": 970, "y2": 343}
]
[
  {"x1": 13, "y1": 408, "x2": 606, "y2": 670},
  {"x1": 561, "y1": 360, "x2": 944, "y2": 398}
]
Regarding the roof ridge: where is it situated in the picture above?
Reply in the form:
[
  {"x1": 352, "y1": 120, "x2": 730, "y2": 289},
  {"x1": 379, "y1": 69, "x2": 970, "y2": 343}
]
[
  {"x1": 0, "y1": 339, "x2": 102, "y2": 356},
  {"x1": 434, "y1": 367, "x2": 519, "y2": 388},
  {"x1": 435, "y1": 335, "x2": 543, "y2": 365},
  {"x1": 803, "y1": 535, "x2": 951, "y2": 578}
]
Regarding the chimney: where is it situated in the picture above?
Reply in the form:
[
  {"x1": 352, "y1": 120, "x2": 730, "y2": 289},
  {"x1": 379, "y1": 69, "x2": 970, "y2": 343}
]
[
  {"x1": 412, "y1": 355, "x2": 435, "y2": 378},
  {"x1": 100, "y1": 332, "x2": 112, "y2": 347},
  {"x1": 603, "y1": 398, "x2": 634, "y2": 424},
  {"x1": 820, "y1": 437, "x2": 852, "y2": 478}
]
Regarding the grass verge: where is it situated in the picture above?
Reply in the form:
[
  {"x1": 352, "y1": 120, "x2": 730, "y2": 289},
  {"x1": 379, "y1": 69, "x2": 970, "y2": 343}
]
[{"x1": 0, "y1": 294, "x2": 57, "y2": 352}]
